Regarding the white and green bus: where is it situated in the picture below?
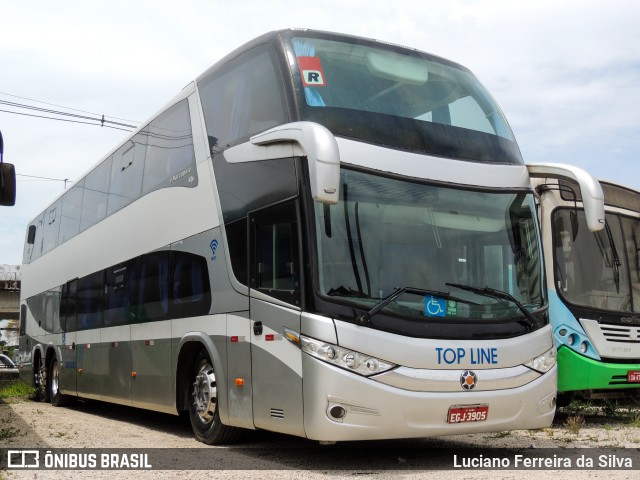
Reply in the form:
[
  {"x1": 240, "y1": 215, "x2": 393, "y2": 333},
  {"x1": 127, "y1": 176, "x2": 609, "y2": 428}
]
[
  {"x1": 17, "y1": 29, "x2": 602, "y2": 444},
  {"x1": 535, "y1": 175, "x2": 640, "y2": 399}
]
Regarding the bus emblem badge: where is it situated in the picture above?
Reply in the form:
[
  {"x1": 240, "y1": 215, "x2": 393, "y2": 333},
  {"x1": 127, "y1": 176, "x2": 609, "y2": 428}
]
[{"x1": 460, "y1": 370, "x2": 477, "y2": 390}]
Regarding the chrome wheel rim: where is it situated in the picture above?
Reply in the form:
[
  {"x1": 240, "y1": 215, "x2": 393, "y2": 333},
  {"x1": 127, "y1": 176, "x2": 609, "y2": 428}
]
[
  {"x1": 36, "y1": 360, "x2": 47, "y2": 396},
  {"x1": 192, "y1": 363, "x2": 217, "y2": 423},
  {"x1": 51, "y1": 360, "x2": 60, "y2": 396}
]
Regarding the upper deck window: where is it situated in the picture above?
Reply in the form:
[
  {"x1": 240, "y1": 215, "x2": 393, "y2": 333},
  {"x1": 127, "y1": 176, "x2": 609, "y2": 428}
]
[
  {"x1": 199, "y1": 48, "x2": 287, "y2": 149},
  {"x1": 290, "y1": 35, "x2": 522, "y2": 164}
]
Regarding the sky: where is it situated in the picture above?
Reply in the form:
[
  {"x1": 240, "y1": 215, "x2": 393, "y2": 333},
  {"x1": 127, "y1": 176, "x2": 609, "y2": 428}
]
[{"x1": 0, "y1": 0, "x2": 639, "y2": 265}]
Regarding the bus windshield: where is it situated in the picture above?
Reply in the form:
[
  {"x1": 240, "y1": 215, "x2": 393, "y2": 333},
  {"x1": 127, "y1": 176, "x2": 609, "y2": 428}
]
[
  {"x1": 554, "y1": 210, "x2": 640, "y2": 312},
  {"x1": 290, "y1": 34, "x2": 522, "y2": 164},
  {"x1": 314, "y1": 169, "x2": 544, "y2": 323}
]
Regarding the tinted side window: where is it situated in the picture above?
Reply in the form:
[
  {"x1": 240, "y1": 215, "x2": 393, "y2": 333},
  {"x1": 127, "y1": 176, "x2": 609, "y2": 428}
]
[
  {"x1": 26, "y1": 294, "x2": 44, "y2": 331},
  {"x1": 77, "y1": 271, "x2": 104, "y2": 330},
  {"x1": 199, "y1": 47, "x2": 287, "y2": 149},
  {"x1": 142, "y1": 100, "x2": 196, "y2": 195},
  {"x1": 172, "y1": 251, "x2": 211, "y2": 317},
  {"x1": 105, "y1": 260, "x2": 137, "y2": 327},
  {"x1": 138, "y1": 251, "x2": 170, "y2": 322},
  {"x1": 45, "y1": 288, "x2": 62, "y2": 334},
  {"x1": 108, "y1": 131, "x2": 147, "y2": 215},
  {"x1": 257, "y1": 222, "x2": 296, "y2": 291},
  {"x1": 42, "y1": 201, "x2": 61, "y2": 255},
  {"x1": 61, "y1": 280, "x2": 78, "y2": 333},
  {"x1": 81, "y1": 156, "x2": 113, "y2": 232},
  {"x1": 250, "y1": 200, "x2": 301, "y2": 306},
  {"x1": 226, "y1": 218, "x2": 247, "y2": 285},
  {"x1": 58, "y1": 181, "x2": 84, "y2": 244},
  {"x1": 24, "y1": 214, "x2": 45, "y2": 263}
]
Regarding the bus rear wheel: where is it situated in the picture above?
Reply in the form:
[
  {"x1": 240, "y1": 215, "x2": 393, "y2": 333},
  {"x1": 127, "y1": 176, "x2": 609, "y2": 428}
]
[
  {"x1": 188, "y1": 349, "x2": 241, "y2": 444},
  {"x1": 34, "y1": 356, "x2": 49, "y2": 403},
  {"x1": 49, "y1": 357, "x2": 69, "y2": 407}
]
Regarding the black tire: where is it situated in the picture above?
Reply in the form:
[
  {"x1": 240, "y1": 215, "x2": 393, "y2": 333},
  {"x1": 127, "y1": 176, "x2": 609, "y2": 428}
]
[
  {"x1": 49, "y1": 357, "x2": 69, "y2": 407},
  {"x1": 188, "y1": 349, "x2": 241, "y2": 444},
  {"x1": 33, "y1": 355, "x2": 49, "y2": 403}
]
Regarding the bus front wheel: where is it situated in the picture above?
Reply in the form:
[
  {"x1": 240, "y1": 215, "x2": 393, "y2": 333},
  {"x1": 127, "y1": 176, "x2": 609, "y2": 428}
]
[{"x1": 188, "y1": 349, "x2": 240, "y2": 444}]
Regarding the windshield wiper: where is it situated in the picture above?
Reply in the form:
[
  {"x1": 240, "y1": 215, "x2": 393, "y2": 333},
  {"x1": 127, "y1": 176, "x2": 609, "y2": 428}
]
[
  {"x1": 604, "y1": 221, "x2": 622, "y2": 293},
  {"x1": 446, "y1": 282, "x2": 541, "y2": 328},
  {"x1": 356, "y1": 286, "x2": 468, "y2": 324}
]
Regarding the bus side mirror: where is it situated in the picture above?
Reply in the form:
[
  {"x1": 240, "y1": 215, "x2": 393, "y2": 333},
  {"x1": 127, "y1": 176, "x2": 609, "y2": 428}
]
[
  {"x1": 0, "y1": 130, "x2": 16, "y2": 207},
  {"x1": 0, "y1": 162, "x2": 16, "y2": 207},
  {"x1": 223, "y1": 121, "x2": 340, "y2": 205},
  {"x1": 527, "y1": 163, "x2": 605, "y2": 233}
]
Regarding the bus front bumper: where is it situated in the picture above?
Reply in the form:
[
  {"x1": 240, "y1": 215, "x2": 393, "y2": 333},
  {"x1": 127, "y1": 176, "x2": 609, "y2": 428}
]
[
  {"x1": 302, "y1": 355, "x2": 557, "y2": 442},
  {"x1": 557, "y1": 346, "x2": 640, "y2": 393}
]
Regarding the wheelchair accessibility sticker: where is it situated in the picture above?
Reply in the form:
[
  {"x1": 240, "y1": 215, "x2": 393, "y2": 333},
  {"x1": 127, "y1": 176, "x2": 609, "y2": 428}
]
[{"x1": 424, "y1": 296, "x2": 457, "y2": 317}]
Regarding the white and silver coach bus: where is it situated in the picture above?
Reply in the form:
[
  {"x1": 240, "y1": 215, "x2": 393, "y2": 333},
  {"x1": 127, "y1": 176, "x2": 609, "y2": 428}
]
[
  {"x1": 17, "y1": 29, "x2": 603, "y2": 444},
  {"x1": 534, "y1": 176, "x2": 640, "y2": 398}
]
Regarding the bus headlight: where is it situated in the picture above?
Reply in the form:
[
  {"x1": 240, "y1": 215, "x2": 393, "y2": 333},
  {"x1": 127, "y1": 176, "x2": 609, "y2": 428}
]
[
  {"x1": 525, "y1": 346, "x2": 557, "y2": 374},
  {"x1": 299, "y1": 335, "x2": 395, "y2": 376}
]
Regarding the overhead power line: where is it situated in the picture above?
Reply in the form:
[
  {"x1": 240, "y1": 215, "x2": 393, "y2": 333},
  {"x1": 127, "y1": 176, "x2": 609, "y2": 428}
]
[
  {"x1": 0, "y1": 91, "x2": 139, "y2": 123},
  {"x1": 0, "y1": 92, "x2": 140, "y2": 132},
  {"x1": 0, "y1": 107, "x2": 134, "y2": 132},
  {"x1": 16, "y1": 174, "x2": 72, "y2": 188}
]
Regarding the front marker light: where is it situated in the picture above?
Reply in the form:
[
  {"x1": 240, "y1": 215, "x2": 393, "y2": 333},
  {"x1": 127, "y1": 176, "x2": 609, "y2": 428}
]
[
  {"x1": 525, "y1": 346, "x2": 557, "y2": 374},
  {"x1": 299, "y1": 335, "x2": 395, "y2": 377}
]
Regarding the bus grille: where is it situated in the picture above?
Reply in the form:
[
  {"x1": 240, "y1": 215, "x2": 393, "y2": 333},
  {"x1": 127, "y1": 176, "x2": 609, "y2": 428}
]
[{"x1": 600, "y1": 324, "x2": 640, "y2": 343}]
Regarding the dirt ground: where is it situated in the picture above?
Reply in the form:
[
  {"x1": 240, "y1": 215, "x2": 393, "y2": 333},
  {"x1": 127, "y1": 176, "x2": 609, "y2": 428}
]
[{"x1": 2, "y1": 396, "x2": 640, "y2": 479}]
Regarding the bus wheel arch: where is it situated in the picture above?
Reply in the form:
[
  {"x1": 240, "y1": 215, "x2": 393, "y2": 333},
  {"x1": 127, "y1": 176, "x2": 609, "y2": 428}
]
[{"x1": 176, "y1": 341, "x2": 203, "y2": 414}]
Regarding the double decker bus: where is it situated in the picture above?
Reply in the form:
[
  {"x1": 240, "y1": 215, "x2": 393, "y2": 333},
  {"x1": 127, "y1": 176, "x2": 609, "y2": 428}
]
[
  {"x1": 17, "y1": 29, "x2": 603, "y2": 444},
  {"x1": 535, "y1": 176, "x2": 640, "y2": 399}
]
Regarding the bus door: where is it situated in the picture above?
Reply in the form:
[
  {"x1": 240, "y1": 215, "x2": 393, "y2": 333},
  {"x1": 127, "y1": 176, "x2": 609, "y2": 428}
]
[
  {"x1": 60, "y1": 279, "x2": 77, "y2": 396},
  {"x1": 248, "y1": 200, "x2": 305, "y2": 437}
]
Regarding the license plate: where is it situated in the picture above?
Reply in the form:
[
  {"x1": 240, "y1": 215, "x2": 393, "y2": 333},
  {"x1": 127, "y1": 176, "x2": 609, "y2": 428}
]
[
  {"x1": 628, "y1": 370, "x2": 640, "y2": 383},
  {"x1": 447, "y1": 404, "x2": 489, "y2": 423}
]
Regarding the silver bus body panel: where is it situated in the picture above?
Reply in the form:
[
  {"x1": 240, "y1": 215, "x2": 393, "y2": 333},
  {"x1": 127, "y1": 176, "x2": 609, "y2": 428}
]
[
  {"x1": 334, "y1": 320, "x2": 553, "y2": 370},
  {"x1": 249, "y1": 298, "x2": 305, "y2": 437},
  {"x1": 224, "y1": 313, "x2": 254, "y2": 429},
  {"x1": 301, "y1": 312, "x2": 338, "y2": 344},
  {"x1": 335, "y1": 137, "x2": 531, "y2": 189},
  {"x1": 131, "y1": 321, "x2": 173, "y2": 413},
  {"x1": 76, "y1": 328, "x2": 101, "y2": 400},
  {"x1": 99, "y1": 325, "x2": 132, "y2": 405}
]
